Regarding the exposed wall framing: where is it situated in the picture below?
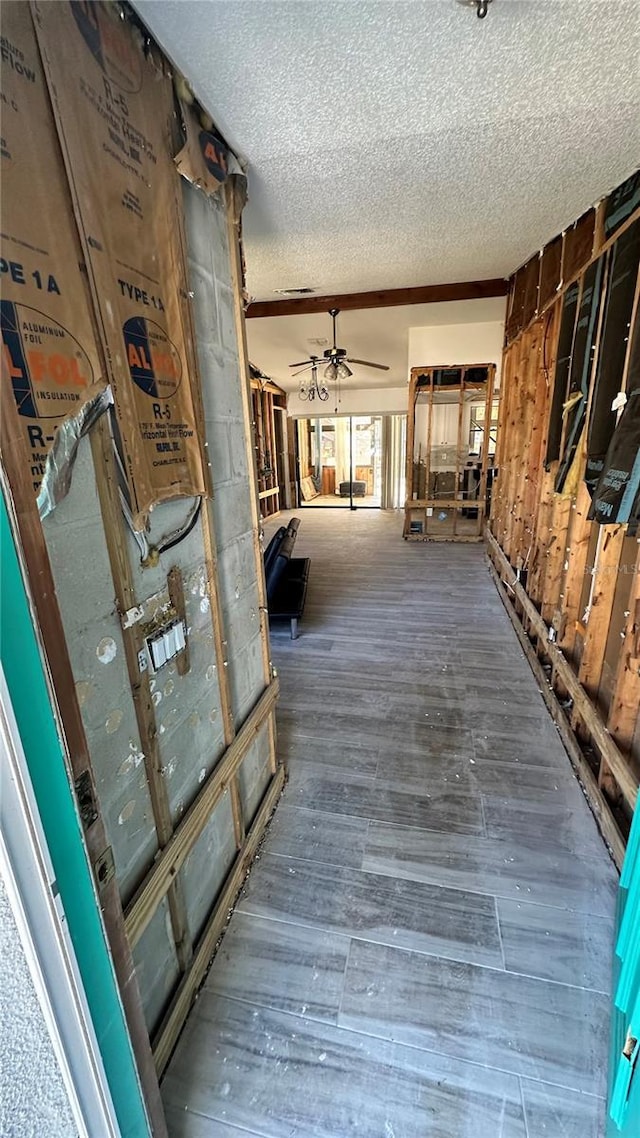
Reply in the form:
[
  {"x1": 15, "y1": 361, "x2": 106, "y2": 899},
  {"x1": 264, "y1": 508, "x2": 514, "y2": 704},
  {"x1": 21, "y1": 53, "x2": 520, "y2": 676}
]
[
  {"x1": 1, "y1": 5, "x2": 284, "y2": 1131},
  {"x1": 491, "y1": 170, "x2": 640, "y2": 861},
  {"x1": 249, "y1": 373, "x2": 291, "y2": 519},
  {"x1": 404, "y1": 364, "x2": 497, "y2": 541}
]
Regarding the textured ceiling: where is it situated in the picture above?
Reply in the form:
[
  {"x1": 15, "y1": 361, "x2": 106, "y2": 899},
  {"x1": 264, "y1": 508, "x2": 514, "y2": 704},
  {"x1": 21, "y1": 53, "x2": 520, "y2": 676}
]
[
  {"x1": 136, "y1": 0, "x2": 640, "y2": 301},
  {"x1": 245, "y1": 298, "x2": 507, "y2": 391}
]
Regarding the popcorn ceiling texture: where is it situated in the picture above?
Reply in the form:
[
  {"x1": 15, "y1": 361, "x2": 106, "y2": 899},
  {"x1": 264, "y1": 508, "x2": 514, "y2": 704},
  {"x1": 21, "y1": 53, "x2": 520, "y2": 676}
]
[
  {"x1": 137, "y1": 0, "x2": 640, "y2": 299},
  {"x1": 0, "y1": 877, "x2": 77, "y2": 1138}
]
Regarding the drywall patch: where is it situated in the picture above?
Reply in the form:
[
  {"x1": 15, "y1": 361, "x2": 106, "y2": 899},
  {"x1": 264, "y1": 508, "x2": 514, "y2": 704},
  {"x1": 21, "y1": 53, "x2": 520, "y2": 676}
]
[
  {"x1": 162, "y1": 757, "x2": 178, "y2": 780},
  {"x1": 96, "y1": 637, "x2": 117, "y2": 665},
  {"x1": 118, "y1": 800, "x2": 137, "y2": 825},
  {"x1": 75, "y1": 679, "x2": 92, "y2": 707},
  {"x1": 118, "y1": 742, "x2": 145, "y2": 778},
  {"x1": 105, "y1": 709, "x2": 123, "y2": 735},
  {"x1": 118, "y1": 754, "x2": 135, "y2": 779}
]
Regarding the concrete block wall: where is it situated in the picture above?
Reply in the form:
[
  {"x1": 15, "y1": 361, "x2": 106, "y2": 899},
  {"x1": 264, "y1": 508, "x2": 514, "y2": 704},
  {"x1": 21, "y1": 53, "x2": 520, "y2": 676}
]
[
  {"x1": 183, "y1": 181, "x2": 271, "y2": 792},
  {"x1": 39, "y1": 180, "x2": 275, "y2": 1041},
  {"x1": 43, "y1": 443, "x2": 159, "y2": 905}
]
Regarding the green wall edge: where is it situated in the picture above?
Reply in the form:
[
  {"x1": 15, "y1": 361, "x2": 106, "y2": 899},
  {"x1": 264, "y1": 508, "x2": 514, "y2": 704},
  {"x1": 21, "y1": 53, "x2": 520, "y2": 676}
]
[{"x1": 0, "y1": 491, "x2": 150, "y2": 1138}]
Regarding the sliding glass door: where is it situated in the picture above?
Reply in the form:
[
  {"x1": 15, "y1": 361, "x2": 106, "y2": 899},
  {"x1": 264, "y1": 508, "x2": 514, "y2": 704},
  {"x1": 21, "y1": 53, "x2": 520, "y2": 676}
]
[{"x1": 297, "y1": 414, "x2": 403, "y2": 509}]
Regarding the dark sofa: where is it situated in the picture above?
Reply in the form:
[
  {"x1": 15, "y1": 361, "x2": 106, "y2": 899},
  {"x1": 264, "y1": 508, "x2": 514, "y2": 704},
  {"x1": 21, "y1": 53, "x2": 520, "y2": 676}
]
[{"x1": 263, "y1": 518, "x2": 310, "y2": 639}]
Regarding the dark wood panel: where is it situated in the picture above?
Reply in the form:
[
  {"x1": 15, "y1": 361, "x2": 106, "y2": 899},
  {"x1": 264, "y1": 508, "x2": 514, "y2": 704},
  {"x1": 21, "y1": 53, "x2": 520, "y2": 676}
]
[
  {"x1": 563, "y1": 209, "x2": 596, "y2": 284},
  {"x1": 539, "y1": 236, "x2": 562, "y2": 311},
  {"x1": 505, "y1": 264, "x2": 527, "y2": 343},
  {"x1": 522, "y1": 255, "x2": 540, "y2": 328}
]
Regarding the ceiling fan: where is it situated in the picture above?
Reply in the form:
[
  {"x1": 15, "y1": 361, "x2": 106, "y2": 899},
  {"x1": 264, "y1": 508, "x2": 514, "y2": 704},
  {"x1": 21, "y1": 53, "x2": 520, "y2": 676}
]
[{"x1": 289, "y1": 308, "x2": 390, "y2": 386}]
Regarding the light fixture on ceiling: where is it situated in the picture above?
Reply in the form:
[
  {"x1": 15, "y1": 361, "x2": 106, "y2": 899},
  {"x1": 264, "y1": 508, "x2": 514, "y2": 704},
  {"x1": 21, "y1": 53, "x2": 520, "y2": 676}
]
[
  {"x1": 457, "y1": 0, "x2": 493, "y2": 18},
  {"x1": 290, "y1": 309, "x2": 388, "y2": 378},
  {"x1": 295, "y1": 356, "x2": 329, "y2": 402},
  {"x1": 324, "y1": 360, "x2": 353, "y2": 382},
  {"x1": 289, "y1": 308, "x2": 389, "y2": 403}
]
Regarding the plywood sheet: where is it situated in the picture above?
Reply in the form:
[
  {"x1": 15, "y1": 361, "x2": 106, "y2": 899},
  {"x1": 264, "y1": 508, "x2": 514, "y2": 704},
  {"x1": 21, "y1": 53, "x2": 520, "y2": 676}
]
[
  {"x1": 521, "y1": 255, "x2": 540, "y2": 328},
  {"x1": 563, "y1": 209, "x2": 595, "y2": 284},
  {"x1": 539, "y1": 236, "x2": 563, "y2": 312}
]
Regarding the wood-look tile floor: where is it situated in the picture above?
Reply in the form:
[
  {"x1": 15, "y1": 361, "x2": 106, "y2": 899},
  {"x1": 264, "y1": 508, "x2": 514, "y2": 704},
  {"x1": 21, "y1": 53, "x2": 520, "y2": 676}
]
[{"x1": 162, "y1": 509, "x2": 617, "y2": 1138}]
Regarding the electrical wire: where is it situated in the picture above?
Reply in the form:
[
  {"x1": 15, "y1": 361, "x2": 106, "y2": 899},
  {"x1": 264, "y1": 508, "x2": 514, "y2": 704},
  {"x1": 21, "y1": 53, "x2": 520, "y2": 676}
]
[
  {"x1": 156, "y1": 498, "x2": 202, "y2": 554},
  {"x1": 107, "y1": 406, "x2": 202, "y2": 562}
]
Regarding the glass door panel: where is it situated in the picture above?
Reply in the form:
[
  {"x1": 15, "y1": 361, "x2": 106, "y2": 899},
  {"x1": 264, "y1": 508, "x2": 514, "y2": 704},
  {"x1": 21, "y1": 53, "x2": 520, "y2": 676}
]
[{"x1": 297, "y1": 415, "x2": 384, "y2": 508}]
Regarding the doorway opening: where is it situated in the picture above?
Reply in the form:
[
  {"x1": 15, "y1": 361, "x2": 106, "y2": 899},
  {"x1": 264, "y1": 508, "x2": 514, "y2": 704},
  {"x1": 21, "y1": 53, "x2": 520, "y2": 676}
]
[{"x1": 297, "y1": 414, "x2": 404, "y2": 509}]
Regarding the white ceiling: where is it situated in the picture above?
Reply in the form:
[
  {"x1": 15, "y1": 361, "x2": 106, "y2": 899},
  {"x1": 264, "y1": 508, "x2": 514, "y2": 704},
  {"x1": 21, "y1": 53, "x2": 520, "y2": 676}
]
[
  {"x1": 136, "y1": 0, "x2": 640, "y2": 301},
  {"x1": 245, "y1": 297, "x2": 506, "y2": 390}
]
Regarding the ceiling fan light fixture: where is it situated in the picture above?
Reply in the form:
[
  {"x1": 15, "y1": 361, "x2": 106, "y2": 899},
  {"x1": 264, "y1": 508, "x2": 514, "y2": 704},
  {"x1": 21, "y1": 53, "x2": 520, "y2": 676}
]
[
  {"x1": 324, "y1": 362, "x2": 338, "y2": 382},
  {"x1": 337, "y1": 362, "x2": 353, "y2": 380},
  {"x1": 298, "y1": 357, "x2": 329, "y2": 401}
]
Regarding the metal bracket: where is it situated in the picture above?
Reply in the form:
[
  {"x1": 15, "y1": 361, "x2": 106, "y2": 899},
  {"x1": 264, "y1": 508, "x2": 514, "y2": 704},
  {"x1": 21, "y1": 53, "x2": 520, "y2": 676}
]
[
  {"x1": 120, "y1": 603, "x2": 145, "y2": 629},
  {"x1": 94, "y1": 847, "x2": 115, "y2": 891},
  {"x1": 74, "y1": 769, "x2": 98, "y2": 830}
]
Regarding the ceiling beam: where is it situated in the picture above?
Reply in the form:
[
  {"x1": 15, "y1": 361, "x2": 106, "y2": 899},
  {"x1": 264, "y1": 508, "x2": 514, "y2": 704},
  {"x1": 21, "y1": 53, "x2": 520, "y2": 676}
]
[{"x1": 246, "y1": 278, "x2": 509, "y2": 318}]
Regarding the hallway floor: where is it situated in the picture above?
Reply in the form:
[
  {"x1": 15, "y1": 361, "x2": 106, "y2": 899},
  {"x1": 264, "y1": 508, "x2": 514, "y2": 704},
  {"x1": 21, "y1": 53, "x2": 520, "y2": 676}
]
[{"x1": 162, "y1": 509, "x2": 617, "y2": 1138}]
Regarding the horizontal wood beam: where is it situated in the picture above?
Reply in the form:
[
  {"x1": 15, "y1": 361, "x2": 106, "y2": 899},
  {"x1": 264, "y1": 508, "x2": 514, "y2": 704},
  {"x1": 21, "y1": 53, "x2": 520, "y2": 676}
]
[
  {"x1": 405, "y1": 499, "x2": 487, "y2": 511},
  {"x1": 485, "y1": 528, "x2": 638, "y2": 812},
  {"x1": 124, "y1": 679, "x2": 279, "y2": 949},
  {"x1": 153, "y1": 763, "x2": 286, "y2": 1076},
  {"x1": 246, "y1": 279, "x2": 509, "y2": 319}
]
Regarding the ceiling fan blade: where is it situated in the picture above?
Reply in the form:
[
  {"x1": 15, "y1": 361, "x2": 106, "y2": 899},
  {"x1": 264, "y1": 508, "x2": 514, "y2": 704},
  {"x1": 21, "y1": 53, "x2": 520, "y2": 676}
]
[
  {"x1": 347, "y1": 358, "x2": 390, "y2": 371},
  {"x1": 291, "y1": 364, "x2": 314, "y2": 377},
  {"x1": 289, "y1": 360, "x2": 312, "y2": 367}
]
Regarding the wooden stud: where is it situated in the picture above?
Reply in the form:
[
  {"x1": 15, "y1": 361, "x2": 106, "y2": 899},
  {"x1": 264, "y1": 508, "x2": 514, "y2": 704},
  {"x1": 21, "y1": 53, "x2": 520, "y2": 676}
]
[
  {"x1": 607, "y1": 541, "x2": 640, "y2": 754},
  {"x1": 406, "y1": 366, "x2": 495, "y2": 543},
  {"x1": 225, "y1": 182, "x2": 276, "y2": 695},
  {"x1": 557, "y1": 482, "x2": 594, "y2": 657},
  {"x1": 486, "y1": 527, "x2": 638, "y2": 812},
  {"x1": 124, "y1": 679, "x2": 279, "y2": 949},
  {"x1": 487, "y1": 557, "x2": 625, "y2": 869},
  {"x1": 453, "y1": 371, "x2": 465, "y2": 538},
  {"x1": 578, "y1": 525, "x2": 627, "y2": 699},
  {"x1": 152, "y1": 763, "x2": 285, "y2": 1076},
  {"x1": 90, "y1": 420, "x2": 193, "y2": 975}
]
